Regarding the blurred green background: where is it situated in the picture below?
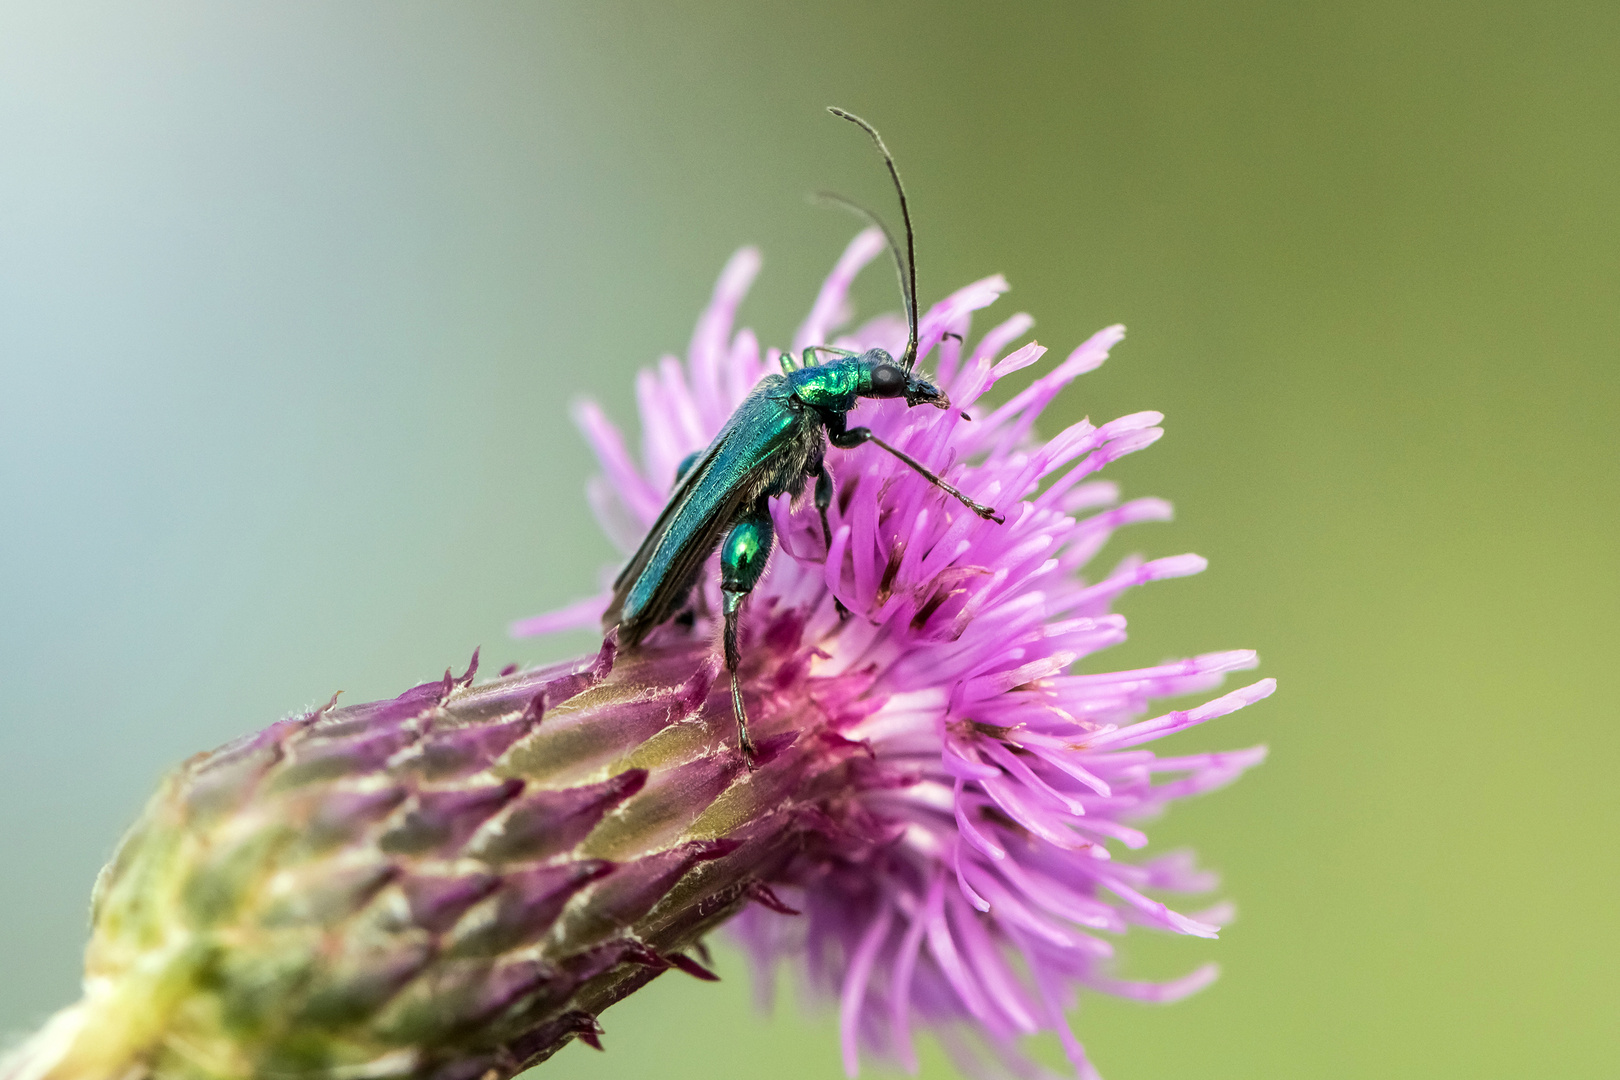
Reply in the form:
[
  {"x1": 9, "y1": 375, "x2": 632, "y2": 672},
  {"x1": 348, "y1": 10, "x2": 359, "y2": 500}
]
[{"x1": 2, "y1": 3, "x2": 1616, "y2": 1078}]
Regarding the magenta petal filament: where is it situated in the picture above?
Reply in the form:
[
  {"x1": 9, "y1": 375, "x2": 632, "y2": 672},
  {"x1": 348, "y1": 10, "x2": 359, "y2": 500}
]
[{"x1": 517, "y1": 226, "x2": 1275, "y2": 1077}]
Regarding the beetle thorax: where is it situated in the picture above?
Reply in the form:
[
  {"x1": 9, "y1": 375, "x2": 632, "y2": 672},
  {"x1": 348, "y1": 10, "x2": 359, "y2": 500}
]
[{"x1": 786, "y1": 358, "x2": 866, "y2": 413}]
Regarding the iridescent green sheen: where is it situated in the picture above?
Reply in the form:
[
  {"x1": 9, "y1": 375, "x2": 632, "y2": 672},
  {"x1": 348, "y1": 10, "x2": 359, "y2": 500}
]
[
  {"x1": 719, "y1": 517, "x2": 770, "y2": 596},
  {"x1": 785, "y1": 356, "x2": 865, "y2": 412}
]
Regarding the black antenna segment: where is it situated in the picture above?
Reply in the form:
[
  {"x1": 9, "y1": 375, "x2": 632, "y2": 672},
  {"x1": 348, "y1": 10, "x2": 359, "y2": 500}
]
[
  {"x1": 810, "y1": 189, "x2": 906, "y2": 303},
  {"x1": 827, "y1": 108, "x2": 919, "y2": 372}
]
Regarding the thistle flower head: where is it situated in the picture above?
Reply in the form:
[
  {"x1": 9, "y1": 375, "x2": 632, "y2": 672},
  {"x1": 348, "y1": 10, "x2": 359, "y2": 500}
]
[
  {"x1": 516, "y1": 228, "x2": 1275, "y2": 1079},
  {"x1": 3, "y1": 231, "x2": 1271, "y2": 1080}
]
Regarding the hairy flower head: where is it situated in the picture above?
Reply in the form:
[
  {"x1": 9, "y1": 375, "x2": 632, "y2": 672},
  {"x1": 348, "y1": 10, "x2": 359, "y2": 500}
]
[{"x1": 516, "y1": 228, "x2": 1275, "y2": 1078}]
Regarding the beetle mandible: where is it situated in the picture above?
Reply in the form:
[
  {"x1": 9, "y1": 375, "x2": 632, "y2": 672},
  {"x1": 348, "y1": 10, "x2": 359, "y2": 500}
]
[{"x1": 602, "y1": 108, "x2": 1005, "y2": 766}]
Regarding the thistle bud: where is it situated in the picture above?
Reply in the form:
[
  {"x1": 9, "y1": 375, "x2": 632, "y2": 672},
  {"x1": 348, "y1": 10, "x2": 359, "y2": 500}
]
[{"x1": 4, "y1": 637, "x2": 867, "y2": 1080}]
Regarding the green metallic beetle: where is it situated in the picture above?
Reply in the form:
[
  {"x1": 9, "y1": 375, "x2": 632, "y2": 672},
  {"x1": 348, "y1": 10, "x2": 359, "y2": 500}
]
[{"x1": 602, "y1": 109, "x2": 1004, "y2": 765}]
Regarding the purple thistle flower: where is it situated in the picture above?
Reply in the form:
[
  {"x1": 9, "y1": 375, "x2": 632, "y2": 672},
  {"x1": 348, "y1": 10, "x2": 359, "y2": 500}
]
[
  {"x1": 0, "y1": 230, "x2": 1271, "y2": 1080},
  {"x1": 515, "y1": 228, "x2": 1275, "y2": 1079}
]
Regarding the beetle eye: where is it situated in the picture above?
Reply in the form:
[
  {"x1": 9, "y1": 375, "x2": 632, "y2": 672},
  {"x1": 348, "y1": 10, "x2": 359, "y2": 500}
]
[{"x1": 870, "y1": 364, "x2": 907, "y2": 397}]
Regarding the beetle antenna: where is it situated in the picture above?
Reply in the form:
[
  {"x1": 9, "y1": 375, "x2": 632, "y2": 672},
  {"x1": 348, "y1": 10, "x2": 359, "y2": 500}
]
[
  {"x1": 810, "y1": 189, "x2": 909, "y2": 334},
  {"x1": 828, "y1": 108, "x2": 919, "y2": 372}
]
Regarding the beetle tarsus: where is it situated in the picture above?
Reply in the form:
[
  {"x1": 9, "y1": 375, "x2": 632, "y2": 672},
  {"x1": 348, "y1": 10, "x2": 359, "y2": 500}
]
[{"x1": 831, "y1": 424, "x2": 1002, "y2": 523}]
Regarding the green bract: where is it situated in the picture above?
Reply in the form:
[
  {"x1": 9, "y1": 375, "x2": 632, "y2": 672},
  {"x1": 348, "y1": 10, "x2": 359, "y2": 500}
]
[{"x1": 5, "y1": 643, "x2": 849, "y2": 1080}]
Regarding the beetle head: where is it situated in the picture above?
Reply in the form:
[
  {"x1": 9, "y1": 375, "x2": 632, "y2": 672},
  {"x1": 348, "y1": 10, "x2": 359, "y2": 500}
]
[{"x1": 865, "y1": 351, "x2": 950, "y2": 410}]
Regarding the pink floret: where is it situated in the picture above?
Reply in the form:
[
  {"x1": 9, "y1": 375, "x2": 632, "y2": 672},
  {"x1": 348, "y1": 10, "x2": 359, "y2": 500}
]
[{"x1": 517, "y1": 227, "x2": 1273, "y2": 1078}]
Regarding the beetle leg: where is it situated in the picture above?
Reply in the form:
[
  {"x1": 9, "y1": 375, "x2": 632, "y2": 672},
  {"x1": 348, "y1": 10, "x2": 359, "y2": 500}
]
[
  {"x1": 719, "y1": 501, "x2": 776, "y2": 768},
  {"x1": 829, "y1": 423, "x2": 1005, "y2": 523},
  {"x1": 802, "y1": 344, "x2": 861, "y2": 367},
  {"x1": 811, "y1": 458, "x2": 852, "y2": 617},
  {"x1": 813, "y1": 460, "x2": 835, "y2": 551}
]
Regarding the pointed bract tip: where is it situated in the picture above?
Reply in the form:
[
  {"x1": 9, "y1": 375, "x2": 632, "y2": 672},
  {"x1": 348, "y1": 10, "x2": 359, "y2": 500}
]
[
  {"x1": 747, "y1": 730, "x2": 802, "y2": 768},
  {"x1": 561, "y1": 1011, "x2": 605, "y2": 1051},
  {"x1": 609, "y1": 767, "x2": 650, "y2": 800},
  {"x1": 746, "y1": 881, "x2": 802, "y2": 916},
  {"x1": 667, "y1": 953, "x2": 721, "y2": 981},
  {"x1": 456, "y1": 647, "x2": 480, "y2": 688},
  {"x1": 684, "y1": 837, "x2": 743, "y2": 864},
  {"x1": 591, "y1": 630, "x2": 619, "y2": 678}
]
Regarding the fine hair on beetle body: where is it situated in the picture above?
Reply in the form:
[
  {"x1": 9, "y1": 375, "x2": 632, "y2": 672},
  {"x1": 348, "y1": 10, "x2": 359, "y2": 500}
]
[{"x1": 601, "y1": 108, "x2": 1005, "y2": 767}]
